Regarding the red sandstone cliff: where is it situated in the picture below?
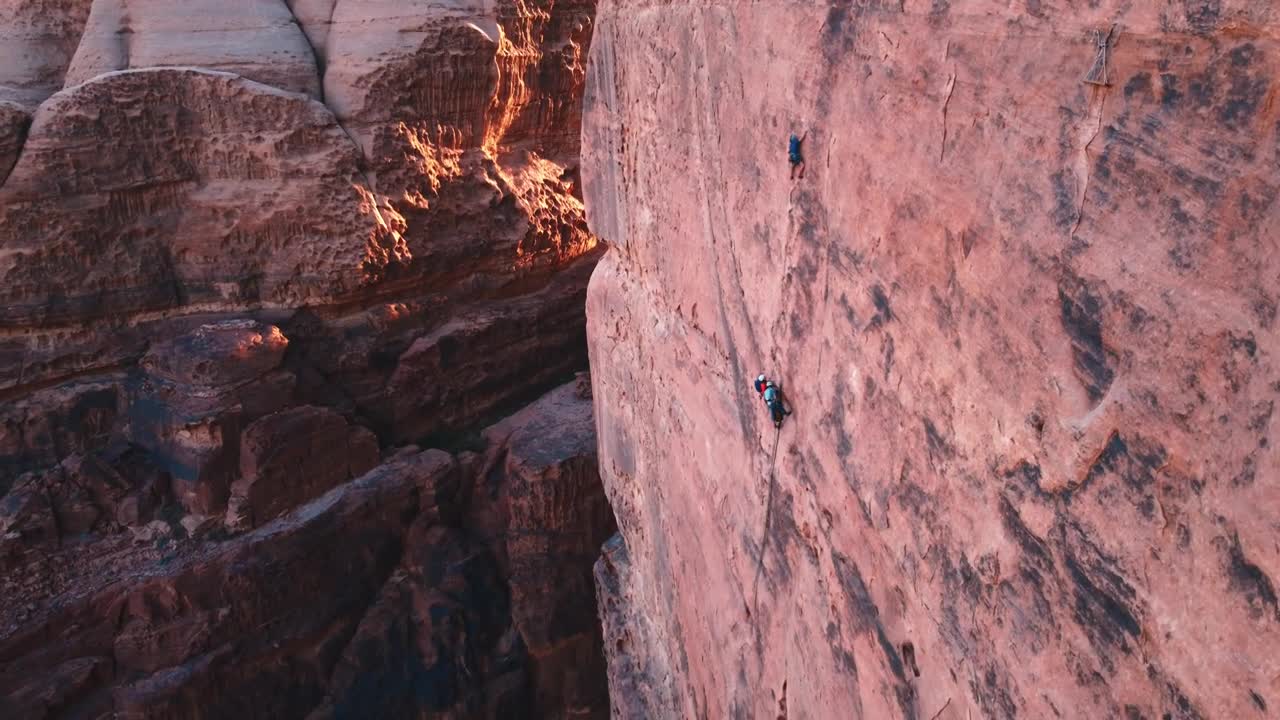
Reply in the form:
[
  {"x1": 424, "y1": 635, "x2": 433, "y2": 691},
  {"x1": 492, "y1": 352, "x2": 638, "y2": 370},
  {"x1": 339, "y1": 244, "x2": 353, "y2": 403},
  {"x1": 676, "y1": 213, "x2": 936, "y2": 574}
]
[
  {"x1": 0, "y1": 0, "x2": 613, "y2": 717},
  {"x1": 584, "y1": 1, "x2": 1279, "y2": 718}
]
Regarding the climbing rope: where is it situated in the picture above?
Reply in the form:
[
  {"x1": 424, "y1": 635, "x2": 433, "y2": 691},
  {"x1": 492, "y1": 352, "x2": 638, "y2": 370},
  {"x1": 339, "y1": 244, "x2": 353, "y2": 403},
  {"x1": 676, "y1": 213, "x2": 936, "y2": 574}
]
[{"x1": 749, "y1": 423, "x2": 784, "y2": 615}]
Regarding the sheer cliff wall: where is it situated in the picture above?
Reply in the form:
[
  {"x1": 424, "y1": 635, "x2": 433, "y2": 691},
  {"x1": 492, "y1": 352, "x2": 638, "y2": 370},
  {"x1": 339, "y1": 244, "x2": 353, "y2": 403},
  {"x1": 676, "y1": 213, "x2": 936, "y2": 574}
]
[{"x1": 583, "y1": 2, "x2": 1280, "y2": 718}]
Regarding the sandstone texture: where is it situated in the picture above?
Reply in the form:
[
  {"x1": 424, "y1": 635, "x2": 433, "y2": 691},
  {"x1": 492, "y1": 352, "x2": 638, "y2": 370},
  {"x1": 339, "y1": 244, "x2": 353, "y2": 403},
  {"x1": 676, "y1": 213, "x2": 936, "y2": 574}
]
[
  {"x1": 0, "y1": 67, "x2": 390, "y2": 329},
  {"x1": 0, "y1": 101, "x2": 27, "y2": 185},
  {"x1": 584, "y1": 1, "x2": 1280, "y2": 718},
  {"x1": 227, "y1": 404, "x2": 379, "y2": 530},
  {"x1": 475, "y1": 375, "x2": 618, "y2": 717},
  {"x1": 1, "y1": 380, "x2": 612, "y2": 719},
  {"x1": 65, "y1": 0, "x2": 322, "y2": 96},
  {"x1": 1, "y1": 0, "x2": 610, "y2": 716},
  {"x1": 0, "y1": 0, "x2": 92, "y2": 108}
]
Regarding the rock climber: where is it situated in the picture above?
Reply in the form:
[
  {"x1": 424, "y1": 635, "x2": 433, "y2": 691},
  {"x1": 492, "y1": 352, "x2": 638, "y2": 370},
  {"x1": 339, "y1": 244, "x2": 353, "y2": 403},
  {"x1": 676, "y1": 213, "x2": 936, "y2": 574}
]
[
  {"x1": 788, "y1": 131, "x2": 807, "y2": 179},
  {"x1": 753, "y1": 373, "x2": 768, "y2": 400},
  {"x1": 763, "y1": 381, "x2": 791, "y2": 428}
]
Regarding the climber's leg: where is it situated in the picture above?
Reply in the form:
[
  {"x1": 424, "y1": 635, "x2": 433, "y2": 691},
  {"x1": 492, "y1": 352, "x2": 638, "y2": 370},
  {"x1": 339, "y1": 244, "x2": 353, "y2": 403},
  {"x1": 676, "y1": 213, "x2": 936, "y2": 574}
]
[{"x1": 769, "y1": 401, "x2": 785, "y2": 426}]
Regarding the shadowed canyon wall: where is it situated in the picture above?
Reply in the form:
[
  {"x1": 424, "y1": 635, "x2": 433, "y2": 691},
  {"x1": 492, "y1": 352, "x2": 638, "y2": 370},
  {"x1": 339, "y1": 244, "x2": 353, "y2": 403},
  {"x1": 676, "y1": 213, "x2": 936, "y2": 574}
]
[
  {"x1": 583, "y1": 1, "x2": 1279, "y2": 718},
  {"x1": 0, "y1": 0, "x2": 616, "y2": 717}
]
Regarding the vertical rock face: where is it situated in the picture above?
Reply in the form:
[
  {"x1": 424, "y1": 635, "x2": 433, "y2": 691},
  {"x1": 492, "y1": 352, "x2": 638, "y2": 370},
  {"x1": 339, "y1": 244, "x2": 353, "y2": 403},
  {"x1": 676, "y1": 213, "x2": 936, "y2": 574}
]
[
  {"x1": 0, "y1": 68, "x2": 390, "y2": 328},
  {"x1": 477, "y1": 376, "x2": 618, "y2": 717},
  {"x1": 584, "y1": 1, "x2": 1279, "y2": 718},
  {"x1": 0, "y1": 0, "x2": 611, "y2": 717},
  {"x1": 0, "y1": 101, "x2": 27, "y2": 185},
  {"x1": 0, "y1": 0, "x2": 93, "y2": 107},
  {"x1": 64, "y1": 0, "x2": 322, "y2": 96}
]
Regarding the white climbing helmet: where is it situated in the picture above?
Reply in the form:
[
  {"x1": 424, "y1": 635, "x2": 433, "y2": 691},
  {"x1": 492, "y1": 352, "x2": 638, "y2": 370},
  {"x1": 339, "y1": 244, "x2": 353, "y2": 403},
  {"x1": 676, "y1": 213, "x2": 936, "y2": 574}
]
[{"x1": 757, "y1": 374, "x2": 766, "y2": 383}]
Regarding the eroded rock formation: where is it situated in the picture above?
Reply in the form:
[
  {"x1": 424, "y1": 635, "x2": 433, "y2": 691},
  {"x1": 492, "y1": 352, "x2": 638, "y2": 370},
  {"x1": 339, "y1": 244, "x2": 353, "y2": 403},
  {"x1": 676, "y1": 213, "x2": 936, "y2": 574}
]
[
  {"x1": 1, "y1": 376, "x2": 614, "y2": 719},
  {"x1": 1, "y1": 0, "x2": 611, "y2": 717},
  {"x1": 0, "y1": 0, "x2": 93, "y2": 108},
  {"x1": 584, "y1": 1, "x2": 1279, "y2": 718},
  {"x1": 65, "y1": 0, "x2": 323, "y2": 96}
]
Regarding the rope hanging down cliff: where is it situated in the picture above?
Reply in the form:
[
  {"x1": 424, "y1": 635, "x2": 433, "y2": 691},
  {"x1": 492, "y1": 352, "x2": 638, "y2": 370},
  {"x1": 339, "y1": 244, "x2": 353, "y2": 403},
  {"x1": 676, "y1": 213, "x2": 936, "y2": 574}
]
[{"x1": 749, "y1": 422, "x2": 784, "y2": 616}]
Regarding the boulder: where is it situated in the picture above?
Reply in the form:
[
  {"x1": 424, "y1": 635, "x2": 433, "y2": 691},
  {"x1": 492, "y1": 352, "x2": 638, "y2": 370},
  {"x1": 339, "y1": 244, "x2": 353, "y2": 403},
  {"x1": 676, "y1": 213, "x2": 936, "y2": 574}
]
[
  {"x1": 131, "y1": 321, "x2": 296, "y2": 516},
  {"x1": 226, "y1": 405, "x2": 379, "y2": 529}
]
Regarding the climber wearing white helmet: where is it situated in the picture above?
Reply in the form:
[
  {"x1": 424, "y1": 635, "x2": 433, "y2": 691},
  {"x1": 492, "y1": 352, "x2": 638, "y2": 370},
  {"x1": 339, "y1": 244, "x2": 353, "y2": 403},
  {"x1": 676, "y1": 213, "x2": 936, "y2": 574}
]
[
  {"x1": 750, "y1": 374, "x2": 792, "y2": 429},
  {"x1": 763, "y1": 381, "x2": 791, "y2": 428}
]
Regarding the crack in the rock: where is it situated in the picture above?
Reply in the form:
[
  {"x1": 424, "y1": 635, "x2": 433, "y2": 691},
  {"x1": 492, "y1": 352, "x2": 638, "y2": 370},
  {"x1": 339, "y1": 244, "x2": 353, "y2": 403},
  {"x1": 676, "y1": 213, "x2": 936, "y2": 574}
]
[
  {"x1": 282, "y1": 0, "x2": 328, "y2": 102},
  {"x1": 1070, "y1": 86, "x2": 1109, "y2": 239},
  {"x1": 939, "y1": 69, "x2": 956, "y2": 163}
]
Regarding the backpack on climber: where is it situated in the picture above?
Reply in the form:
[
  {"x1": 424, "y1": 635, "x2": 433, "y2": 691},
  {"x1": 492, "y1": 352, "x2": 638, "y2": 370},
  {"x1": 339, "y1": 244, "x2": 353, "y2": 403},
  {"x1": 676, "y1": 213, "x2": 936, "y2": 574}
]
[{"x1": 763, "y1": 381, "x2": 792, "y2": 428}]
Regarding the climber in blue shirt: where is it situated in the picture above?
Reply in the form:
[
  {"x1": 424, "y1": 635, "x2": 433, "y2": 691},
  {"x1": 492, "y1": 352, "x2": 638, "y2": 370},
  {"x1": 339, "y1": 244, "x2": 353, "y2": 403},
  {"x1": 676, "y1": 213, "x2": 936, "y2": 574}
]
[
  {"x1": 763, "y1": 381, "x2": 791, "y2": 428},
  {"x1": 789, "y1": 131, "x2": 807, "y2": 179}
]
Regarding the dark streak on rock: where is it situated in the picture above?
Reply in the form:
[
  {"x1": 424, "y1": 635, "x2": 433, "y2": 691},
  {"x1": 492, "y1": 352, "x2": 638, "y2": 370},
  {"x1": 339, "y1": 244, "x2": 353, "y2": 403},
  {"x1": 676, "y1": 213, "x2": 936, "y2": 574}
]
[
  {"x1": 1225, "y1": 534, "x2": 1280, "y2": 622},
  {"x1": 1219, "y1": 44, "x2": 1268, "y2": 130},
  {"x1": 1182, "y1": 0, "x2": 1222, "y2": 34},
  {"x1": 1058, "y1": 276, "x2": 1114, "y2": 404},
  {"x1": 923, "y1": 418, "x2": 953, "y2": 460},
  {"x1": 1075, "y1": 432, "x2": 1166, "y2": 505},
  {"x1": 1160, "y1": 73, "x2": 1183, "y2": 109},
  {"x1": 1061, "y1": 527, "x2": 1142, "y2": 658},
  {"x1": 1003, "y1": 459, "x2": 1049, "y2": 502},
  {"x1": 832, "y1": 551, "x2": 914, "y2": 715},
  {"x1": 970, "y1": 666, "x2": 1020, "y2": 719},
  {"x1": 999, "y1": 497, "x2": 1053, "y2": 572},
  {"x1": 837, "y1": 292, "x2": 859, "y2": 332},
  {"x1": 882, "y1": 334, "x2": 895, "y2": 382},
  {"x1": 1050, "y1": 170, "x2": 1076, "y2": 230},
  {"x1": 869, "y1": 284, "x2": 894, "y2": 326},
  {"x1": 1124, "y1": 73, "x2": 1153, "y2": 99}
]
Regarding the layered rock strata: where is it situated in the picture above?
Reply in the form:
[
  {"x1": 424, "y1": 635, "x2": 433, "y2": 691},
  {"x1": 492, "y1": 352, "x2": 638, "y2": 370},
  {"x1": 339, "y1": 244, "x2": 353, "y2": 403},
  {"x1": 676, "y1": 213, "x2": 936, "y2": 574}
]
[
  {"x1": 1, "y1": 378, "x2": 614, "y2": 719},
  {"x1": 1, "y1": 0, "x2": 611, "y2": 716},
  {"x1": 584, "y1": 1, "x2": 1280, "y2": 718}
]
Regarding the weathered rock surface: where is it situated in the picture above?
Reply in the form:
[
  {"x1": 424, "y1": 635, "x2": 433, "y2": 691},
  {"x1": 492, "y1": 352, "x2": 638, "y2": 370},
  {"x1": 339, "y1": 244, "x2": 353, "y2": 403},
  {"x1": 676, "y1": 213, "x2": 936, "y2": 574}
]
[
  {"x1": 476, "y1": 375, "x2": 617, "y2": 717},
  {"x1": 129, "y1": 320, "x2": 296, "y2": 517},
  {"x1": 65, "y1": 0, "x2": 322, "y2": 97},
  {"x1": 227, "y1": 405, "x2": 379, "y2": 530},
  {"x1": 0, "y1": 67, "x2": 397, "y2": 331},
  {"x1": 383, "y1": 263, "x2": 598, "y2": 442},
  {"x1": 1, "y1": 379, "x2": 613, "y2": 719},
  {"x1": 0, "y1": 0, "x2": 92, "y2": 108},
  {"x1": 0, "y1": 0, "x2": 608, "y2": 716},
  {"x1": 0, "y1": 101, "x2": 27, "y2": 185},
  {"x1": 584, "y1": 1, "x2": 1280, "y2": 718}
]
